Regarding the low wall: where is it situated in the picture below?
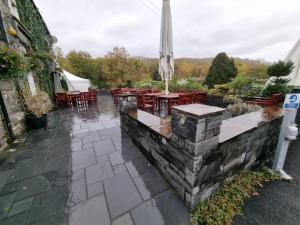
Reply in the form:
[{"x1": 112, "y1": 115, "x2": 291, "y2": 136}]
[
  {"x1": 120, "y1": 96, "x2": 284, "y2": 209},
  {"x1": 0, "y1": 81, "x2": 25, "y2": 151}
]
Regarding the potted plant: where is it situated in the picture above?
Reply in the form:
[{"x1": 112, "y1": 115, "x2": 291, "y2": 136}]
[{"x1": 24, "y1": 91, "x2": 52, "y2": 129}]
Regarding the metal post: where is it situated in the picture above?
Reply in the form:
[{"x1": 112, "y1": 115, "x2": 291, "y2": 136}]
[
  {"x1": 165, "y1": 79, "x2": 169, "y2": 95},
  {"x1": 272, "y1": 93, "x2": 300, "y2": 179}
]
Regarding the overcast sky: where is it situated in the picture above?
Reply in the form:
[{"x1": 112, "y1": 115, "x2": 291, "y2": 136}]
[{"x1": 34, "y1": 0, "x2": 300, "y2": 61}]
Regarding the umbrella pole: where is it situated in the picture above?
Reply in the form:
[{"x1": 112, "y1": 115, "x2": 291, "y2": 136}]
[{"x1": 165, "y1": 79, "x2": 169, "y2": 95}]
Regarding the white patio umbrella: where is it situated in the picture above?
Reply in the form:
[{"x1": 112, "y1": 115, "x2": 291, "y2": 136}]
[{"x1": 159, "y1": 0, "x2": 174, "y2": 95}]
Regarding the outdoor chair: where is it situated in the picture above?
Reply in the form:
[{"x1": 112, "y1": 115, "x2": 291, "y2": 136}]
[
  {"x1": 247, "y1": 93, "x2": 282, "y2": 107},
  {"x1": 194, "y1": 92, "x2": 207, "y2": 104},
  {"x1": 55, "y1": 93, "x2": 67, "y2": 107},
  {"x1": 66, "y1": 94, "x2": 75, "y2": 108},
  {"x1": 89, "y1": 91, "x2": 98, "y2": 104},
  {"x1": 137, "y1": 94, "x2": 154, "y2": 114},
  {"x1": 75, "y1": 93, "x2": 88, "y2": 110}
]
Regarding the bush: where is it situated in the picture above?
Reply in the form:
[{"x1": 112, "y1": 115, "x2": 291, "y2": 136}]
[
  {"x1": 227, "y1": 102, "x2": 261, "y2": 117},
  {"x1": 262, "y1": 83, "x2": 292, "y2": 97},
  {"x1": 185, "y1": 80, "x2": 207, "y2": 92},
  {"x1": 208, "y1": 84, "x2": 231, "y2": 96},
  {"x1": 262, "y1": 60, "x2": 294, "y2": 97},
  {"x1": 205, "y1": 52, "x2": 238, "y2": 88},
  {"x1": 191, "y1": 168, "x2": 279, "y2": 225},
  {"x1": 223, "y1": 95, "x2": 242, "y2": 104},
  {"x1": 23, "y1": 91, "x2": 52, "y2": 117}
]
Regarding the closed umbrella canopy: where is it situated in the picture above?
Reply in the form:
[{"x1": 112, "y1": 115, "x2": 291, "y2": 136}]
[{"x1": 159, "y1": 0, "x2": 174, "y2": 95}]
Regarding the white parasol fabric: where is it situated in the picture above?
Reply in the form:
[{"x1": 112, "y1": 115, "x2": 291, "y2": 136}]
[{"x1": 159, "y1": 0, "x2": 174, "y2": 95}]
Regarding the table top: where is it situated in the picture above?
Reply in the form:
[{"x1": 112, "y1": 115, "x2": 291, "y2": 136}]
[
  {"x1": 157, "y1": 94, "x2": 179, "y2": 99},
  {"x1": 145, "y1": 93, "x2": 164, "y2": 97}
]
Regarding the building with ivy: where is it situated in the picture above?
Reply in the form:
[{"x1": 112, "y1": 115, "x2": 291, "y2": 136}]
[{"x1": 0, "y1": 0, "x2": 56, "y2": 150}]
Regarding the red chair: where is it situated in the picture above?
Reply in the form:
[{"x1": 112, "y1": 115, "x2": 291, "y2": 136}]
[
  {"x1": 137, "y1": 94, "x2": 154, "y2": 114},
  {"x1": 89, "y1": 91, "x2": 97, "y2": 104},
  {"x1": 194, "y1": 92, "x2": 207, "y2": 104},
  {"x1": 55, "y1": 93, "x2": 67, "y2": 107},
  {"x1": 247, "y1": 94, "x2": 282, "y2": 107},
  {"x1": 66, "y1": 94, "x2": 75, "y2": 107}
]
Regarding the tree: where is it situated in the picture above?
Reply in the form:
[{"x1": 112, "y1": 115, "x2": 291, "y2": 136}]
[
  {"x1": 205, "y1": 52, "x2": 238, "y2": 88},
  {"x1": 262, "y1": 60, "x2": 294, "y2": 97}
]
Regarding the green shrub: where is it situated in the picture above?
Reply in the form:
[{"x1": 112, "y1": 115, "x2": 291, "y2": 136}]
[
  {"x1": 0, "y1": 43, "x2": 28, "y2": 80},
  {"x1": 205, "y1": 52, "x2": 238, "y2": 88},
  {"x1": 185, "y1": 80, "x2": 207, "y2": 92},
  {"x1": 208, "y1": 84, "x2": 231, "y2": 96},
  {"x1": 227, "y1": 102, "x2": 262, "y2": 117},
  {"x1": 262, "y1": 83, "x2": 292, "y2": 97},
  {"x1": 191, "y1": 168, "x2": 280, "y2": 225},
  {"x1": 262, "y1": 60, "x2": 294, "y2": 97}
]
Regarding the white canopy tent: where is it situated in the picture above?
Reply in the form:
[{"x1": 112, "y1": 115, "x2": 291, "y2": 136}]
[
  {"x1": 285, "y1": 38, "x2": 300, "y2": 88},
  {"x1": 62, "y1": 70, "x2": 91, "y2": 92},
  {"x1": 266, "y1": 38, "x2": 300, "y2": 88}
]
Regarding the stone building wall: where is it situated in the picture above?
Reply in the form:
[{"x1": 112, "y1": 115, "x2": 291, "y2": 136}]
[
  {"x1": 0, "y1": 81, "x2": 25, "y2": 151},
  {"x1": 120, "y1": 98, "x2": 284, "y2": 210}
]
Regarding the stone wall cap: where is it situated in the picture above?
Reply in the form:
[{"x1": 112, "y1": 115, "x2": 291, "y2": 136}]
[
  {"x1": 172, "y1": 104, "x2": 225, "y2": 118},
  {"x1": 121, "y1": 109, "x2": 171, "y2": 139},
  {"x1": 219, "y1": 106, "x2": 284, "y2": 143}
]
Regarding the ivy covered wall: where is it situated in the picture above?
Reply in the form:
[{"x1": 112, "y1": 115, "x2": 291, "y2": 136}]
[{"x1": 15, "y1": 0, "x2": 54, "y2": 100}]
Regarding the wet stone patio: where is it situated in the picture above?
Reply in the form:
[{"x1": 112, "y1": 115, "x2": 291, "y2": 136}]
[{"x1": 0, "y1": 95, "x2": 190, "y2": 225}]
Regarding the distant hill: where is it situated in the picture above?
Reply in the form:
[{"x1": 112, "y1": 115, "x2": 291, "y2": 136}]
[{"x1": 133, "y1": 57, "x2": 269, "y2": 79}]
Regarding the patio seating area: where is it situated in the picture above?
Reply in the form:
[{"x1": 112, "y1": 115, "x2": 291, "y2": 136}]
[
  {"x1": 55, "y1": 91, "x2": 98, "y2": 109},
  {"x1": 0, "y1": 95, "x2": 190, "y2": 225},
  {"x1": 112, "y1": 88, "x2": 208, "y2": 115}
]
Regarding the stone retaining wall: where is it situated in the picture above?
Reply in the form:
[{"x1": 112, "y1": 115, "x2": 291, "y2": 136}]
[
  {"x1": 0, "y1": 81, "x2": 25, "y2": 151},
  {"x1": 120, "y1": 97, "x2": 284, "y2": 209}
]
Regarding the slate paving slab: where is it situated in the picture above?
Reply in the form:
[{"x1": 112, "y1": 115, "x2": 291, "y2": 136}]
[
  {"x1": 72, "y1": 148, "x2": 96, "y2": 171},
  {"x1": 7, "y1": 196, "x2": 33, "y2": 217},
  {"x1": 131, "y1": 190, "x2": 191, "y2": 225},
  {"x1": 0, "y1": 182, "x2": 20, "y2": 196},
  {"x1": 70, "y1": 178, "x2": 87, "y2": 205},
  {"x1": 103, "y1": 171, "x2": 143, "y2": 219},
  {"x1": 125, "y1": 157, "x2": 153, "y2": 178},
  {"x1": 133, "y1": 169, "x2": 169, "y2": 201},
  {"x1": 0, "y1": 170, "x2": 14, "y2": 190},
  {"x1": 94, "y1": 139, "x2": 116, "y2": 156},
  {"x1": 69, "y1": 195, "x2": 110, "y2": 225},
  {"x1": 43, "y1": 168, "x2": 69, "y2": 187},
  {"x1": 112, "y1": 213, "x2": 134, "y2": 225},
  {"x1": 27, "y1": 185, "x2": 69, "y2": 224},
  {"x1": 44, "y1": 154, "x2": 71, "y2": 173},
  {"x1": 16, "y1": 176, "x2": 51, "y2": 201},
  {"x1": 85, "y1": 161, "x2": 114, "y2": 185},
  {"x1": 113, "y1": 164, "x2": 127, "y2": 175},
  {"x1": 29, "y1": 210, "x2": 67, "y2": 225},
  {"x1": 8, "y1": 156, "x2": 45, "y2": 183},
  {"x1": 82, "y1": 133, "x2": 102, "y2": 144},
  {"x1": 0, "y1": 192, "x2": 17, "y2": 219},
  {"x1": 0, "y1": 212, "x2": 27, "y2": 225},
  {"x1": 87, "y1": 182, "x2": 103, "y2": 198}
]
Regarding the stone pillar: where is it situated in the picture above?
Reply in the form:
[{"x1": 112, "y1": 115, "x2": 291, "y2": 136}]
[
  {"x1": 119, "y1": 94, "x2": 137, "y2": 111},
  {"x1": 169, "y1": 104, "x2": 225, "y2": 209}
]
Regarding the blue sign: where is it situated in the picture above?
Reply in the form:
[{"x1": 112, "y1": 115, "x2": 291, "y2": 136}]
[
  {"x1": 289, "y1": 95, "x2": 298, "y2": 103},
  {"x1": 283, "y1": 94, "x2": 300, "y2": 110}
]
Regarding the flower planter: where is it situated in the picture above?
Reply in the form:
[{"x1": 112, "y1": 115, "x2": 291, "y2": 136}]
[{"x1": 26, "y1": 114, "x2": 47, "y2": 129}]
